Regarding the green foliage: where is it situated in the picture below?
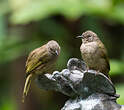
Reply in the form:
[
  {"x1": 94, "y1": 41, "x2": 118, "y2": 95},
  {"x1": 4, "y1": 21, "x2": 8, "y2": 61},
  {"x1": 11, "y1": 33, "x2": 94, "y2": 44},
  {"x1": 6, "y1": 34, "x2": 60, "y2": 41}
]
[
  {"x1": 116, "y1": 84, "x2": 124, "y2": 104},
  {"x1": 0, "y1": 0, "x2": 10, "y2": 16},
  {"x1": 0, "y1": 94, "x2": 17, "y2": 110},
  {"x1": 0, "y1": 36, "x2": 42, "y2": 63},
  {"x1": 8, "y1": 0, "x2": 124, "y2": 24},
  {"x1": 110, "y1": 60, "x2": 124, "y2": 75}
]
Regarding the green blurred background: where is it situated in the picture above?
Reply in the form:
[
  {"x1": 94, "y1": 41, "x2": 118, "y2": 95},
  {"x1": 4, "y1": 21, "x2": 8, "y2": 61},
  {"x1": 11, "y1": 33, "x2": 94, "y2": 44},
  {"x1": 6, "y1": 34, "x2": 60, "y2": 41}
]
[{"x1": 0, "y1": 0, "x2": 124, "y2": 110}]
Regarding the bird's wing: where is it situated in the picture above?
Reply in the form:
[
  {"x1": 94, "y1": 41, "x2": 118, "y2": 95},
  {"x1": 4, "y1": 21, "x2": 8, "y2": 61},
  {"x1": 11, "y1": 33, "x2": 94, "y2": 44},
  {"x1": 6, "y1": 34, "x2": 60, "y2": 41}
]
[
  {"x1": 97, "y1": 41, "x2": 110, "y2": 71},
  {"x1": 25, "y1": 45, "x2": 48, "y2": 75}
]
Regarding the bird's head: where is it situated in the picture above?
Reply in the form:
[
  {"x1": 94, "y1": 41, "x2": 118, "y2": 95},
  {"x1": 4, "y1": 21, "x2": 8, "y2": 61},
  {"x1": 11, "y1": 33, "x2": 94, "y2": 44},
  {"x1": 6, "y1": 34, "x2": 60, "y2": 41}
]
[
  {"x1": 47, "y1": 40, "x2": 60, "y2": 56},
  {"x1": 77, "y1": 30, "x2": 99, "y2": 43}
]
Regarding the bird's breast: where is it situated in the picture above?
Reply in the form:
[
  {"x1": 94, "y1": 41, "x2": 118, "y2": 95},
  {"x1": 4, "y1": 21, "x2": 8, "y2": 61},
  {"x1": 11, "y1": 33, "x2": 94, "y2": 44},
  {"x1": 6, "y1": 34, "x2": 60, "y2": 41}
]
[
  {"x1": 80, "y1": 42, "x2": 98, "y2": 55},
  {"x1": 80, "y1": 42, "x2": 99, "y2": 67}
]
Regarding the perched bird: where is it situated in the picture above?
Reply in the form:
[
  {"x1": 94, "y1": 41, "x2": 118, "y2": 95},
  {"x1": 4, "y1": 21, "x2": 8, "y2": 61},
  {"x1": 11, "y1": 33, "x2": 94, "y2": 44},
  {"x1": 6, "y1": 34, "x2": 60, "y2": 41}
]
[
  {"x1": 77, "y1": 30, "x2": 110, "y2": 78},
  {"x1": 22, "y1": 40, "x2": 60, "y2": 102}
]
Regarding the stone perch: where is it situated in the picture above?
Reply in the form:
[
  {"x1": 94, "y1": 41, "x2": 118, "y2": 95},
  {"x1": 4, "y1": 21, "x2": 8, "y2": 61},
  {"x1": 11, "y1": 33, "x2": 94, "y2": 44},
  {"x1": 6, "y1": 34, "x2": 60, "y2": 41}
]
[{"x1": 35, "y1": 58, "x2": 123, "y2": 110}]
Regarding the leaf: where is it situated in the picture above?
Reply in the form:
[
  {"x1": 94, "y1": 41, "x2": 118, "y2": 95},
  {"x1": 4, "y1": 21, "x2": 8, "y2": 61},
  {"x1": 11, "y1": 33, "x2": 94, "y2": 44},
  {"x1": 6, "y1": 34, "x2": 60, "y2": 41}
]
[
  {"x1": 110, "y1": 59, "x2": 124, "y2": 75},
  {"x1": 116, "y1": 84, "x2": 124, "y2": 105},
  {"x1": 10, "y1": 0, "x2": 111, "y2": 24}
]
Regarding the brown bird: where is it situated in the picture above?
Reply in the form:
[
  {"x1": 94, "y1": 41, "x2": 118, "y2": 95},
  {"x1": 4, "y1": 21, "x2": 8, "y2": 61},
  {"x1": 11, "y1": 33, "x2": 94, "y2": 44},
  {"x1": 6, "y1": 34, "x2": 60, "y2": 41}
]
[
  {"x1": 77, "y1": 30, "x2": 110, "y2": 78},
  {"x1": 22, "y1": 40, "x2": 60, "y2": 102}
]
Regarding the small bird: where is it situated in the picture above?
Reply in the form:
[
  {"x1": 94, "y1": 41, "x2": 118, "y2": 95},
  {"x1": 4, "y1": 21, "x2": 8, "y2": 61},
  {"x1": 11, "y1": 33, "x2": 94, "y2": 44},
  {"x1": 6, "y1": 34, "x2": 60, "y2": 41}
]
[
  {"x1": 77, "y1": 30, "x2": 110, "y2": 78},
  {"x1": 22, "y1": 40, "x2": 60, "y2": 102}
]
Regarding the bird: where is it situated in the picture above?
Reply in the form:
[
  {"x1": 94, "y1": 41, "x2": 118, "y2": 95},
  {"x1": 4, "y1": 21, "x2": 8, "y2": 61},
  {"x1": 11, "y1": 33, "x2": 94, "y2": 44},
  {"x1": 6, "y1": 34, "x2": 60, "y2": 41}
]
[
  {"x1": 77, "y1": 30, "x2": 110, "y2": 78},
  {"x1": 22, "y1": 40, "x2": 60, "y2": 102}
]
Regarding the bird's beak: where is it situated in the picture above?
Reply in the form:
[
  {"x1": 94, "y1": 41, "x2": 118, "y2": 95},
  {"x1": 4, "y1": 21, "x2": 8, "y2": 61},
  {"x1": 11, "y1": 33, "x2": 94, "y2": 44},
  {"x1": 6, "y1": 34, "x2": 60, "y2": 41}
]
[
  {"x1": 76, "y1": 35, "x2": 83, "y2": 39},
  {"x1": 55, "y1": 50, "x2": 59, "y2": 56}
]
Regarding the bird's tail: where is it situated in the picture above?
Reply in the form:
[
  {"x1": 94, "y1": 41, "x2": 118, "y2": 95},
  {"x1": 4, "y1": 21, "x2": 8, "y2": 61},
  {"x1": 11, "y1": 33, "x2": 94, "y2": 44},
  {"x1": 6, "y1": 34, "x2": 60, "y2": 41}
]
[{"x1": 22, "y1": 74, "x2": 33, "y2": 103}]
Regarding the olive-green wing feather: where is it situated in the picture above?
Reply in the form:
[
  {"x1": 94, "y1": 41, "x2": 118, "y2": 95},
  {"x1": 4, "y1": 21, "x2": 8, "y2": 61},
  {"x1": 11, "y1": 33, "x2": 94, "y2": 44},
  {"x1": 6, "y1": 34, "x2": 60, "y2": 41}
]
[{"x1": 25, "y1": 45, "x2": 48, "y2": 75}]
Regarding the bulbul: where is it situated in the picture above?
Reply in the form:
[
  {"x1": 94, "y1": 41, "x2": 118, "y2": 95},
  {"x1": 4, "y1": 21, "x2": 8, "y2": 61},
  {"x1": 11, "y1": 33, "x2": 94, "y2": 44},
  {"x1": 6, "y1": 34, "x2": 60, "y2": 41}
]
[
  {"x1": 22, "y1": 40, "x2": 60, "y2": 102},
  {"x1": 77, "y1": 30, "x2": 110, "y2": 78}
]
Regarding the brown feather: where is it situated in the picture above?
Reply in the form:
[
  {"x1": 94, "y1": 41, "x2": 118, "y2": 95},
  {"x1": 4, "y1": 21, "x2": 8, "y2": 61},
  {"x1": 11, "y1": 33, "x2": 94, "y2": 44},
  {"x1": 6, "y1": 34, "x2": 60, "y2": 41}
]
[
  {"x1": 22, "y1": 40, "x2": 60, "y2": 102},
  {"x1": 79, "y1": 30, "x2": 110, "y2": 78}
]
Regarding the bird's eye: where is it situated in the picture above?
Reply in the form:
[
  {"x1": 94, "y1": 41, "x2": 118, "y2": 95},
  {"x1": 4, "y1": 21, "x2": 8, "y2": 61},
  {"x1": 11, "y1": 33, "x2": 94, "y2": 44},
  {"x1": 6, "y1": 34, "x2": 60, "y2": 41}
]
[
  {"x1": 88, "y1": 36, "x2": 93, "y2": 41},
  {"x1": 87, "y1": 35, "x2": 91, "y2": 38},
  {"x1": 50, "y1": 48, "x2": 54, "y2": 51}
]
